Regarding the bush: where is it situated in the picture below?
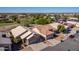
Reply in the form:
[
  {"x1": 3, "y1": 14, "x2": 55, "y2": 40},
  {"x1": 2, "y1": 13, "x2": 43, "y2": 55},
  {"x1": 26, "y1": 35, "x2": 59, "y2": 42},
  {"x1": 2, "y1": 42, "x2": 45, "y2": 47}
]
[
  {"x1": 12, "y1": 37, "x2": 21, "y2": 43},
  {"x1": 20, "y1": 16, "x2": 53, "y2": 26},
  {"x1": 35, "y1": 19, "x2": 49, "y2": 25},
  {"x1": 57, "y1": 24, "x2": 66, "y2": 33},
  {"x1": 21, "y1": 19, "x2": 30, "y2": 27},
  {"x1": 0, "y1": 19, "x2": 13, "y2": 23},
  {"x1": 9, "y1": 16, "x2": 17, "y2": 21},
  {"x1": 16, "y1": 20, "x2": 20, "y2": 23}
]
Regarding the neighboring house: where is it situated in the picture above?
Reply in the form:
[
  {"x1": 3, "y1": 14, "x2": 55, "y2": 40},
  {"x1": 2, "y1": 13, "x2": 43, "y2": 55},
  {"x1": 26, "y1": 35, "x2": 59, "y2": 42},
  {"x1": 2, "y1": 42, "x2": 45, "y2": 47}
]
[
  {"x1": 18, "y1": 14, "x2": 26, "y2": 19},
  {"x1": 66, "y1": 21, "x2": 79, "y2": 27},
  {"x1": 49, "y1": 23, "x2": 60, "y2": 30},
  {"x1": 76, "y1": 23, "x2": 79, "y2": 28},
  {"x1": 0, "y1": 15, "x2": 7, "y2": 19},
  {"x1": 58, "y1": 19, "x2": 67, "y2": 24},
  {"x1": 67, "y1": 21, "x2": 77, "y2": 25},
  {"x1": 10, "y1": 26, "x2": 27, "y2": 38},
  {"x1": 51, "y1": 16, "x2": 55, "y2": 19},
  {"x1": 49, "y1": 22, "x2": 68, "y2": 30},
  {"x1": 32, "y1": 25, "x2": 55, "y2": 40},
  {"x1": 10, "y1": 26, "x2": 27, "y2": 43},
  {"x1": 0, "y1": 16, "x2": 8, "y2": 22},
  {"x1": 0, "y1": 32, "x2": 12, "y2": 51},
  {"x1": 68, "y1": 17, "x2": 78, "y2": 21}
]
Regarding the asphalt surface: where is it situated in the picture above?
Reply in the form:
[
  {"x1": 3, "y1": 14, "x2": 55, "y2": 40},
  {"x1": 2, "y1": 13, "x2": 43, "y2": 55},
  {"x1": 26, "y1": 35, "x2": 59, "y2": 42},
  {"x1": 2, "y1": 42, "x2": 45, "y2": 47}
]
[{"x1": 41, "y1": 33, "x2": 79, "y2": 51}]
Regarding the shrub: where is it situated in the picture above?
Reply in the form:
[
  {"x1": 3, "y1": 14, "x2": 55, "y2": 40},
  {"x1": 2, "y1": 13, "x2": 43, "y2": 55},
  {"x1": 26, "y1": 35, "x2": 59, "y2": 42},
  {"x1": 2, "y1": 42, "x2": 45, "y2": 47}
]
[
  {"x1": 35, "y1": 18, "x2": 49, "y2": 25},
  {"x1": 16, "y1": 20, "x2": 20, "y2": 23},
  {"x1": 57, "y1": 24, "x2": 66, "y2": 33}
]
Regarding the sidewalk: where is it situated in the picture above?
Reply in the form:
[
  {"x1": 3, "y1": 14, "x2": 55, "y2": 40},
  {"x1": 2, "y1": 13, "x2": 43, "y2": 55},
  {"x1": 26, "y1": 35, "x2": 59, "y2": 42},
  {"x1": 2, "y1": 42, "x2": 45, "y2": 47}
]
[
  {"x1": 29, "y1": 42, "x2": 48, "y2": 51},
  {"x1": 48, "y1": 39, "x2": 61, "y2": 47},
  {"x1": 20, "y1": 46, "x2": 33, "y2": 51}
]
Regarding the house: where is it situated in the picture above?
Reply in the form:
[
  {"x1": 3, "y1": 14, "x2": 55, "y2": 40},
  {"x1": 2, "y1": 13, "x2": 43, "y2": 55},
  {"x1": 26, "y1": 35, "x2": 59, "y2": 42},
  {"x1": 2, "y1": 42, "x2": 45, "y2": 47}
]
[
  {"x1": 68, "y1": 17, "x2": 78, "y2": 21},
  {"x1": 10, "y1": 26, "x2": 27, "y2": 43},
  {"x1": 66, "y1": 21, "x2": 79, "y2": 27},
  {"x1": 49, "y1": 23, "x2": 60, "y2": 30},
  {"x1": 0, "y1": 32, "x2": 12, "y2": 51},
  {"x1": 20, "y1": 31, "x2": 44, "y2": 45},
  {"x1": 10, "y1": 26, "x2": 44, "y2": 45},
  {"x1": 20, "y1": 30, "x2": 33, "y2": 45},
  {"x1": 49, "y1": 22, "x2": 68, "y2": 30},
  {"x1": 66, "y1": 21, "x2": 77, "y2": 25},
  {"x1": 10, "y1": 26, "x2": 27, "y2": 38},
  {"x1": 18, "y1": 14, "x2": 26, "y2": 19},
  {"x1": 51, "y1": 16, "x2": 55, "y2": 19},
  {"x1": 20, "y1": 31, "x2": 32, "y2": 39},
  {"x1": 32, "y1": 25, "x2": 55, "y2": 40},
  {"x1": 76, "y1": 23, "x2": 79, "y2": 27},
  {"x1": 0, "y1": 14, "x2": 7, "y2": 20}
]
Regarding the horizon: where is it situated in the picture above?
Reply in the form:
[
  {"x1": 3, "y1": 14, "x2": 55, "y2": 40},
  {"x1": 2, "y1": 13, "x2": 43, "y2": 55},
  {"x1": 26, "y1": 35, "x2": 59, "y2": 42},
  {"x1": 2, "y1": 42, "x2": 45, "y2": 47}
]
[{"x1": 0, "y1": 7, "x2": 79, "y2": 13}]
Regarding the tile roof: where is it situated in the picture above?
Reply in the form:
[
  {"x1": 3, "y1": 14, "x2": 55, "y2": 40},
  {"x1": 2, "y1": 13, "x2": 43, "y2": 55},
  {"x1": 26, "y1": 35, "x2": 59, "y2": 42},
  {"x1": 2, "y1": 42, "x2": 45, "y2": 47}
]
[
  {"x1": 10, "y1": 26, "x2": 27, "y2": 38},
  {"x1": 49, "y1": 23, "x2": 60, "y2": 29},
  {"x1": 26, "y1": 33, "x2": 35, "y2": 40},
  {"x1": 33, "y1": 25, "x2": 54, "y2": 37},
  {"x1": 20, "y1": 31, "x2": 32, "y2": 39}
]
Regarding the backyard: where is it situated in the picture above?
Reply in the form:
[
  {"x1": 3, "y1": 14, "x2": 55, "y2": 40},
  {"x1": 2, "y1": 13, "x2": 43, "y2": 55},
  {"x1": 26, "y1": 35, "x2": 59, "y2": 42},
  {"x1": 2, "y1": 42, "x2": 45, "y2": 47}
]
[
  {"x1": 0, "y1": 22, "x2": 19, "y2": 32},
  {"x1": 0, "y1": 22, "x2": 17, "y2": 26}
]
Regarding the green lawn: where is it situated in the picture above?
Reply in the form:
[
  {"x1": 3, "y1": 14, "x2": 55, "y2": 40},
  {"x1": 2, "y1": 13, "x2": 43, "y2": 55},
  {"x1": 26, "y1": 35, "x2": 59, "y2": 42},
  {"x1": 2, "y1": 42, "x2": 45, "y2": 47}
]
[
  {"x1": 0, "y1": 22, "x2": 20, "y2": 32},
  {"x1": 0, "y1": 22, "x2": 17, "y2": 27}
]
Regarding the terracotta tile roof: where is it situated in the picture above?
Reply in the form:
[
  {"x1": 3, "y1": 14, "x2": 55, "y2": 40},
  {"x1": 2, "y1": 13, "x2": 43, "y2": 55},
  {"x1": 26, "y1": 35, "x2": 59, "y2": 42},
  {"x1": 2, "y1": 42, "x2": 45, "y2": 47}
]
[{"x1": 35, "y1": 25, "x2": 55, "y2": 36}]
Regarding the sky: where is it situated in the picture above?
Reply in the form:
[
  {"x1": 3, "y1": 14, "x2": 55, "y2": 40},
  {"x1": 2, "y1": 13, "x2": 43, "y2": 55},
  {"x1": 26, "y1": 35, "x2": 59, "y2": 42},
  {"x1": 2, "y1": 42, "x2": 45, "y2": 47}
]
[{"x1": 0, "y1": 7, "x2": 79, "y2": 13}]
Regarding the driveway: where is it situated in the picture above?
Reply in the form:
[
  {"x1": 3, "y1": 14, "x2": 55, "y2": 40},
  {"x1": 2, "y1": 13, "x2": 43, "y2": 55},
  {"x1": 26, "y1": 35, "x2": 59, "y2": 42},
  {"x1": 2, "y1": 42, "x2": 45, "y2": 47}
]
[{"x1": 29, "y1": 42, "x2": 48, "y2": 51}]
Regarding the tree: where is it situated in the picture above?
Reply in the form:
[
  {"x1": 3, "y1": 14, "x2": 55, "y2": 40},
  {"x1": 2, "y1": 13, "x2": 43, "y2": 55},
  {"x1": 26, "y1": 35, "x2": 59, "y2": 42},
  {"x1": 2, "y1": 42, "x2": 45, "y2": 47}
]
[
  {"x1": 46, "y1": 15, "x2": 54, "y2": 23},
  {"x1": 20, "y1": 14, "x2": 53, "y2": 26},
  {"x1": 57, "y1": 25, "x2": 61, "y2": 31},
  {"x1": 33, "y1": 15, "x2": 53, "y2": 25},
  {"x1": 16, "y1": 20, "x2": 20, "y2": 23},
  {"x1": 10, "y1": 16, "x2": 17, "y2": 21},
  {"x1": 35, "y1": 18, "x2": 49, "y2": 25},
  {"x1": 57, "y1": 24, "x2": 66, "y2": 33}
]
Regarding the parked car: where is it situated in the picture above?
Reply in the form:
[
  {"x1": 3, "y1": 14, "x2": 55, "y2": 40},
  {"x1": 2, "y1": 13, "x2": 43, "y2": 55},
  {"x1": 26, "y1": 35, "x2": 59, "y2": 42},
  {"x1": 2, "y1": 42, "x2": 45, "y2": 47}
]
[
  {"x1": 69, "y1": 35, "x2": 75, "y2": 38},
  {"x1": 76, "y1": 30, "x2": 79, "y2": 33},
  {"x1": 2, "y1": 34, "x2": 6, "y2": 38}
]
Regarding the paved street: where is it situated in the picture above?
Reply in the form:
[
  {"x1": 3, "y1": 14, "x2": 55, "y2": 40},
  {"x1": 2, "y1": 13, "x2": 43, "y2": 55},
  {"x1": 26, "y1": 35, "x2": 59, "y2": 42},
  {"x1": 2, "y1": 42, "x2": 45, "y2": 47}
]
[{"x1": 41, "y1": 33, "x2": 79, "y2": 51}]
